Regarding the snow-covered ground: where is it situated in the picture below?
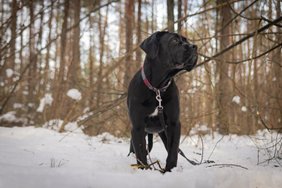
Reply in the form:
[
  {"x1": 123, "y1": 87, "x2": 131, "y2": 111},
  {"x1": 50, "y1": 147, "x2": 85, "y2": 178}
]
[{"x1": 0, "y1": 126, "x2": 281, "y2": 188}]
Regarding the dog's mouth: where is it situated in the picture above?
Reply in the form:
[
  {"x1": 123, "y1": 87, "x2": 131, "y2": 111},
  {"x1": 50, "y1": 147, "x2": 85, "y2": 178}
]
[
  {"x1": 184, "y1": 55, "x2": 198, "y2": 71},
  {"x1": 174, "y1": 63, "x2": 185, "y2": 69},
  {"x1": 174, "y1": 54, "x2": 198, "y2": 71}
]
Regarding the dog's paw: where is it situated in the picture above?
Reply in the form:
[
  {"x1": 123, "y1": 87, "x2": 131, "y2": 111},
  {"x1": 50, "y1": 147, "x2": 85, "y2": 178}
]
[
  {"x1": 130, "y1": 164, "x2": 151, "y2": 170},
  {"x1": 164, "y1": 161, "x2": 177, "y2": 172}
]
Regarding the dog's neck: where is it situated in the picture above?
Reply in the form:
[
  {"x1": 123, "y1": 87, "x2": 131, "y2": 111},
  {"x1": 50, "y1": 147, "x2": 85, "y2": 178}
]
[{"x1": 143, "y1": 57, "x2": 178, "y2": 89}]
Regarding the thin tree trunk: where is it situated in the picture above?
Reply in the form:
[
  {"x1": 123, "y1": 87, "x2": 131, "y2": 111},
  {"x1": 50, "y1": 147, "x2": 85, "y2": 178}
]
[
  {"x1": 136, "y1": 0, "x2": 142, "y2": 67},
  {"x1": 8, "y1": 0, "x2": 17, "y2": 71},
  {"x1": 52, "y1": 0, "x2": 69, "y2": 119},
  {"x1": 151, "y1": 0, "x2": 155, "y2": 32},
  {"x1": 96, "y1": 4, "x2": 109, "y2": 107},
  {"x1": 216, "y1": 0, "x2": 231, "y2": 134},
  {"x1": 167, "y1": 0, "x2": 174, "y2": 32},
  {"x1": 27, "y1": 0, "x2": 37, "y2": 119},
  {"x1": 177, "y1": 0, "x2": 182, "y2": 33},
  {"x1": 124, "y1": 0, "x2": 134, "y2": 87},
  {"x1": 68, "y1": 0, "x2": 81, "y2": 88},
  {"x1": 88, "y1": 11, "x2": 96, "y2": 105},
  {"x1": 271, "y1": 0, "x2": 282, "y2": 129},
  {"x1": 37, "y1": 1, "x2": 45, "y2": 97},
  {"x1": 43, "y1": 0, "x2": 55, "y2": 94}
]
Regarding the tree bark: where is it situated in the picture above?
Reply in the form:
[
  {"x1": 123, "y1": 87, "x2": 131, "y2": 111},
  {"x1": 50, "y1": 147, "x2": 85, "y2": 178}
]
[
  {"x1": 177, "y1": 0, "x2": 182, "y2": 33},
  {"x1": 216, "y1": 0, "x2": 232, "y2": 134},
  {"x1": 68, "y1": 0, "x2": 81, "y2": 88},
  {"x1": 27, "y1": 0, "x2": 37, "y2": 118},
  {"x1": 96, "y1": 3, "x2": 109, "y2": 107},
  {"x1": 8, "y1": 0, "x2": 17, "y2": 71},
  {"x1": 136, "y1": 0, "x2": 142, "y2": 67},
  {"x1": 271, "y1": 0, "x2": 282, "y2": 129},
  {"x1": 167, "y1": 0, "x2": 174, "y2": 32},
  {"x1": 52, "y1": 0, "x2": 70, "y2": 119},
  {"x1": 124, "y1": 0, "x2": 134, "y2": 87},
  {"x1": 43, "y1": 0, "x2": 55, "y2": 94}
]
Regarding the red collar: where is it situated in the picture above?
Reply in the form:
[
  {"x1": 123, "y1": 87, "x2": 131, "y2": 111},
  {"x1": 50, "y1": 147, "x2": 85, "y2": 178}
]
[{"x1": 141, "y1": 65, "x2": 171, "y2": 93}]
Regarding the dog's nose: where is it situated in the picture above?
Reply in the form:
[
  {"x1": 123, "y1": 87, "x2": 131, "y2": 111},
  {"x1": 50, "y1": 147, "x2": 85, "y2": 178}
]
[
  {"x1": 184, "y1": 43, "x2": 197, "y2": 51},
  {"x1": 190, "y1": 44, "x2": 197, "y2": 51}
]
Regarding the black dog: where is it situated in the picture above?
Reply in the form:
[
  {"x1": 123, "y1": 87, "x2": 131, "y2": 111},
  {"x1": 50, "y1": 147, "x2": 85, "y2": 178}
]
[{"x1": 127, "y1": 31, "x2": 197, "y2": 172}]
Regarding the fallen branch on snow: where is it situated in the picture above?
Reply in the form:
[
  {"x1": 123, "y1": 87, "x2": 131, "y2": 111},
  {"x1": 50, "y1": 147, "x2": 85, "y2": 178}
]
[{"x1": 206, "y1": 163, "x2": 248, "y2": 170}]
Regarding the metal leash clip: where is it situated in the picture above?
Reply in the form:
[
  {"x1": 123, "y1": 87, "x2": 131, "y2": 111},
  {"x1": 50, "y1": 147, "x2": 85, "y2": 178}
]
[{"x1": 155, "y1": 90, "x2": 163, "y2": 111}]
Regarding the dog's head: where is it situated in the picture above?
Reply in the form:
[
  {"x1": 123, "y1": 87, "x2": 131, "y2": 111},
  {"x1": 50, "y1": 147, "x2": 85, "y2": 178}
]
[{"x1": 140, "y1": 31, "x2": 198, "y2": 72}]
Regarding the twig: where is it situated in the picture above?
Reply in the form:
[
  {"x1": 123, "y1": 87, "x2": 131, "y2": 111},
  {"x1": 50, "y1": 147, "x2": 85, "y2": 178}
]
[
  {"x1": 194, "y1": 16, "x2": 282, "y2": 68},
  {"x1": 164, "y1": 0, "x2": 243, "y2": 30},
  {"x1": 197, "y1": 41, "x2": 282, "y2": 65},
  {"x1": 206, "y1": 163, "x2": 248, "y2": 170},
  {"x1": 199, "y1": 135, "x2": 204, "y2": 164},
  {"x1": 130, "y1": 153, "x2": 165, "y2": 173},
  {"x1": 207, "y1": 135, "x2": 224, "y2": 161}
]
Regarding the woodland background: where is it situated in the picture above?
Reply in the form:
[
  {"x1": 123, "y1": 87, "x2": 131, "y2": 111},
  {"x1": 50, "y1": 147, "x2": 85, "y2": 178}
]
[{"x1": 0, "y1": 0, "x2": 281, "y2": 136}]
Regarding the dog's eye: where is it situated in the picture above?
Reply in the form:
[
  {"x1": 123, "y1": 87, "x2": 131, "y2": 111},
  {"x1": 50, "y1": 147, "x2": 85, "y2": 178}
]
[{"x1": 172, "y1": 38, "x2": 180, "y2": 44}]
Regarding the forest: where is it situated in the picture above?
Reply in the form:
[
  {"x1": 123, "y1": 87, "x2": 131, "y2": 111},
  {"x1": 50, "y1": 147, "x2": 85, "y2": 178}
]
[{"x1": 0, "y1": 0, "x2": 281, "y2": 136}]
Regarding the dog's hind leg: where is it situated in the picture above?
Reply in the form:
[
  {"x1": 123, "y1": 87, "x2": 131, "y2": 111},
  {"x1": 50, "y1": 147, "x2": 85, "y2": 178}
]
[
  {"x1": 128, "y1": 139, "x2": 135, "y2": 156},
  {"x1": 147, "y1": 133, "x2": 153, "y2": 152},
  {"x1": 158, "y1": 131, "x2": 168, "y2": 150}
]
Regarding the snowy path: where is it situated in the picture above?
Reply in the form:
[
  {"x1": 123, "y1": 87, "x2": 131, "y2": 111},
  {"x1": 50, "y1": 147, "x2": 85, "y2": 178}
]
[{"x1": 0, "y1": 127, "x2": 281, "y2": 188}]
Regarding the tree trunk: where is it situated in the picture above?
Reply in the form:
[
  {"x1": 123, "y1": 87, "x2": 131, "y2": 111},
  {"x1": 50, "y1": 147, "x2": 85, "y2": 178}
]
[
  {"x1": 136, "y1": 0, "x2": 142, "y2": 67},
  {"x1": 167, "y1": 0, "x2": 174, "y2": 32},
  {"x1": 68, "y1": 0, "x2": 81, "y2": 88},
  {"x1": 271, "y1": 0, "x2": 282, "y2": 129},
  {"x1": 177, "y1": 0, "x2": 182, "y2": 33},
  {"x1": 8, "y1": 0, "x2": 17, "y2": 71},
  {"x1": 96, "y1": 3, "x2": 109, "y2": 107},
  {"x1": 123, "y1": 0, "x2": 134, "y2": 87},
  {"x1": 43, "y1": 0, "x2": 54, "y2": 94},
  {"x1": 37, "y1": 1, "x2": 45, "y2": 97},
  {"x1": 52, "y1": 0, "x2": 69, "y2": 119},
  {"x1": 216, "y1": 0, "x2": 232, "y2": 134},
  {"x1": 27, "y1": 0, "x2": 37, "y2": 120}
]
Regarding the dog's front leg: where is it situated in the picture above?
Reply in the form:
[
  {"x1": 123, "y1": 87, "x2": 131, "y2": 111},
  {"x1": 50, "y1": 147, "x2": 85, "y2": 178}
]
[
  {"x1": 165, "y1": 121, "x2": 181, "y2": 172},
  {"x1": 131, "y1": 125, "x2": 148, "y2": 168}
]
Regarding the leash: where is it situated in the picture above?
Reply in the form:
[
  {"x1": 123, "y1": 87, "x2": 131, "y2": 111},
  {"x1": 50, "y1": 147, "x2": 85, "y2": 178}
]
[{"x1": 141, "y1": 65, "x2": 198, "y2": 166}]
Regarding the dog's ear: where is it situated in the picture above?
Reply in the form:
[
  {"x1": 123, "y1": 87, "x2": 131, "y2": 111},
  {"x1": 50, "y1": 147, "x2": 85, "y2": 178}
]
[{"x1": 140, "y1": 31, "x2": 167, "y2": 59}]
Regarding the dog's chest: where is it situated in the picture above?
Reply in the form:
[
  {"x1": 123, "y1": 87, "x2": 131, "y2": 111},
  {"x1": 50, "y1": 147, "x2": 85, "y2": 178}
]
[
  {"x1": 149, "y1": 107, "x2": 158, "y2": 117},
  {"x1": 142, "y1": 94, "x2": 169, "y2": 117}
]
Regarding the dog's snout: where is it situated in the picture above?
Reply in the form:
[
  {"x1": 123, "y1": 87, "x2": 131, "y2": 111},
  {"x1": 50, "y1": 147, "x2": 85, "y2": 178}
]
[{"x1": 184, "y1": 43, "x2": 197, "y2": 51}]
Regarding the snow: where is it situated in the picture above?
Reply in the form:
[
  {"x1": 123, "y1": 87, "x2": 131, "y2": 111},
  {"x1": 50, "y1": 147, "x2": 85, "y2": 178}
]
[
  {"x1": 0, "y1": 111, "x2": 18, "y2": 122},
  {"x1": 6, "y1": 68, "x2": 14, "y2": 78},
  {"x1": 37, "y1": 93, "x2": 53, "y2": 112},
  {"x1": 42, "y1": 119, "x2": 63, "y2": 131},
  {"x1": 190, "y1": 124, "x2": 211, "y2": 135},
  {"x1": 13, "y1": 103, "x2": 23, "y2": 109},
  {"x1": 0, "y1": 112, "x2": 27, "y2": 126},
  {"x1": 66, "y1": 89, "x2": 82, "y2": 101},
  {"x1": 241, "y1": 106, "x2": 248, "y2": 112},
  {"x1": 42, "y1": 119, "x2": 83, "y2": 133},
  {"x1": 0, "y1": 127, "x2": 281, "y2": 188},
  {"x1": 232, "y1": 95, "x2": 240, "y2": 104}
]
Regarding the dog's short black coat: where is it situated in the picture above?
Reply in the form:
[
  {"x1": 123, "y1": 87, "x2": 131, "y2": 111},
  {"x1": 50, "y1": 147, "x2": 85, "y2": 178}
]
[{"x1": 127, "y1": 31, "x2": 198, "y2": 172}]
